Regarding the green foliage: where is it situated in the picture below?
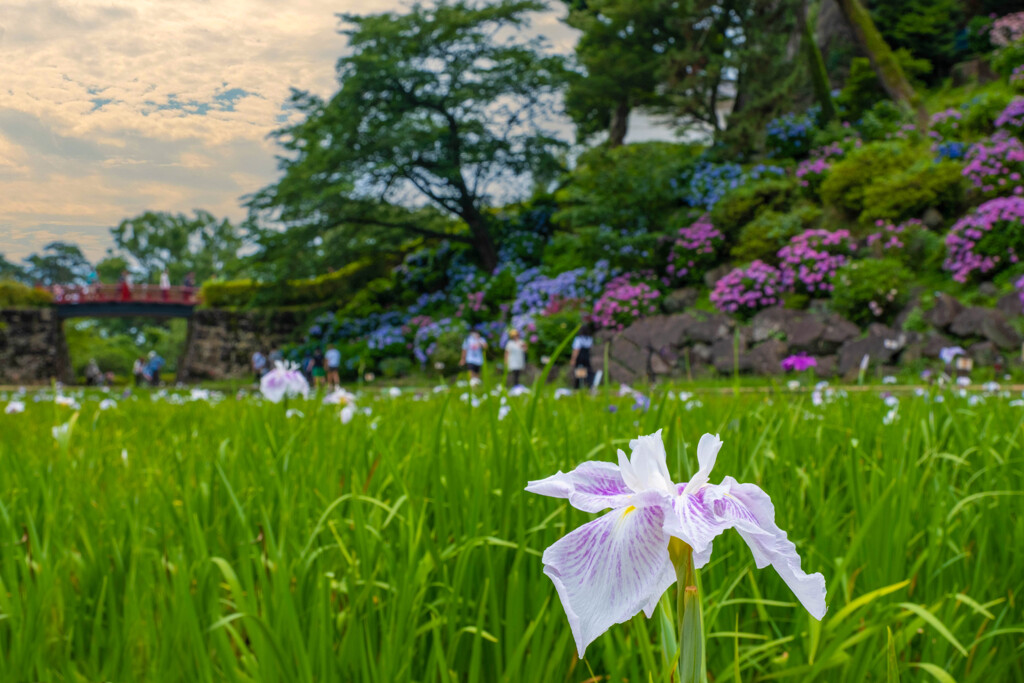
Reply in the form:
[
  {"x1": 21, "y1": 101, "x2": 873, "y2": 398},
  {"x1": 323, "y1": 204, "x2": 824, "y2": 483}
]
[
  {"x1": 859, "y1": 160, "x2": 966, "y2": 227},
  {"x1": 869, "y1": 0, "x2": 964, "y2": 79},
  {"x1": 836, "y1": 51, "x2": 931, "y2": 121},
  {"x1": 710, "y1": 177, "x2": 800, "y2": 243},
  {"x1": 431, "y1": 326, "x2": 470, "y2": 371},
  {"x1": 554, "y1": 142, "x2": 699, "y2": 232},
  {"x1": 378, "y1": 356, "x2": 414, "y2": 379},
  {"x1": 64, "y1": 319, "x2": 188, "y2": 379},
  {"x1": 0, "y1": 280, "x2": 53, "y2": 307},
  {"x1": 821, "y1": 142, "x2": 918, "y2": 217},
  {"x1": 22, "y1": 241, "x2": 92, "y2": 285},
  {"x1": 482, "y1": 268, "x2": 517, "y2": 310},
  {"x1": 542, "y1": 227, "x2": 662, "y2": 275},
  {"x1": 246, "y1": 0, "x2": 569, "y2": 271},
  {"x1": 110, "y1": 210, "x2": 244, "y2": 285},
  {"x1": 730, "y1": 205, "x2": 822, "y2": 264},
  {"x1": 532, "y1": 308, "x2": 583, "y2": 363},
  {"x1": 961, "y1": 89, "x2": 1017, "y2": 135},
  {"x1": 0, "y1": 254, "x2": 28, "y2": 283},
  {"x1": 856, "y1": 100, "x2": 913, "y2": 142},
  {"x1": 830, "y1": 258, "x2": 913, "y2": 326},
  {"x1": 200, "y1": 260, "x2": 388, "y2": 309},
  {"x1": 992, "y1": 39, "x2": 1024, "y2": 78},
  {"x1": 901, "y1": 306, "x2": 930, "y2": 333}
]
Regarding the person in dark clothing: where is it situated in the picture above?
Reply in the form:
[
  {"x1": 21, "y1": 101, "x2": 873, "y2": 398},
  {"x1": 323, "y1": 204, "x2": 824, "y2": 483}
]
[{"x1": 569, "y1": 322, "x2": 595, "y2": 390}]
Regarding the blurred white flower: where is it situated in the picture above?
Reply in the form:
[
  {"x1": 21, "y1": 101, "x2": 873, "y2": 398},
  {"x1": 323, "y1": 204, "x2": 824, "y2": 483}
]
[
  {"x1": 882, "y1": 376, "x2": 896, "y2": 385},
  {"x1": 554, "y1": 388, "x2": 573, "y2": 399},
  {"x1": 286, "y1": 409, "x2": 305, "y2": 419},
  {"x1": 508, "y1": 385, "x2": 530, "y2": 397},
  {"x1": 859, "y1": 354, "x2": 870, "y2": 372},
  {"x1": 340, "y1": 405, "x2": 356, "y2": 424},
  {"x1": 787, "y1": 380, "x2": 800, "y2": 391},
  {"x1": 982, "y1": 381, "x2": 1000, "y2": 393},
  {"x1": 432, "y1": 384, "x2": 448, "y2": 393},
  {"x1": 939, "y1": 346, "x2": 966, "y2": 365},
  {"x1": 5, "y1": 401, "x2": 25, "y2": 414},
  {"x1": 883, "y1": 395, "x2": 899, "y2": 408},
  {"x1": 956, "y1": 376, "x2": 971, "y2": 387},
  {"x1": 498, "y1": 404, "x2": 511, "y2": 421},
  {"x1": 388, "y1": 387, "x2": 402, "y2": 398},
  {"x1": 99, "y1": 399, "x2": 117, "y2": 411},
  {"x1": 323, "y1": 388, "x2": 356, "y2": 405},
  {"x1": 882, "y1": 407, "x2": 898, "y2": 425},
  {"x1": 190, "y1": 388, "x2": 211, "y2": 401},
  {"x1": 55, "y1": 395, "x2": 79, "y2": 409},
  {"x1": 261, "y1": 361, "x2": 310, "y2": 403}
]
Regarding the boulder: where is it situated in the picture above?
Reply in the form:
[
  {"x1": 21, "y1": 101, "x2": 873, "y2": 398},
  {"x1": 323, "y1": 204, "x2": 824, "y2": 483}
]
[
  {"x1": 619, "y1": 315, "x2": 693, "y2": 352},
  {"x1": 704, "y1": 264, "x2": 732, "y2": 289},
  {"x1": 749, "y1": 307, "x2": 799, "y2": 343},
  {"x1": 813, "y1": 354, "x2": 837, "y2": 379},
  {"x1": 663, "y1": 288, "x2": 699, "y2": 314},
  {"x1": 689, "y1": 343, "x2": 713, "y2": 365},
  {"x1": 820, "y1": 314, "x2": 860, "y2": 347},
  {"x1": 924, "y1": 293, "x2": 963, "y2": 330},
  {"x1": 687, "y1": 313, "x2": 734, "y2": 344},
  {"x1": 922, "y1": 207, "x2": 944, "y2": 229},
  {"x1": 608, "y1": 336, "x2": 648, "y2": 379},
  {"x1": 711, "y1": 337, "x2": 747, "y2": 374},
  {"x1": 787, "y1": 316, "x2": 827, "y2": 352},
  {"x1": 650, "y1": 352, "x2": 674, "y2": 376},
  {"x1": 997, "y1": 293, "x2": 1022, "y2": 319},
  {"x1": 837, "y1": 334, "x2": 897, "y2": 376},
  {"x1": 923, "y1": 332, "x2": 955, "y2": 359},
  {"x1": 950, "y1": 307, "x2": 1022, "y2": 350},
  {"x1": 744, "y1": 340, "x2": 788, "y2": 375},
  {"x1": 968, "y1": 341, "x2": 1000, "y2": 367}
]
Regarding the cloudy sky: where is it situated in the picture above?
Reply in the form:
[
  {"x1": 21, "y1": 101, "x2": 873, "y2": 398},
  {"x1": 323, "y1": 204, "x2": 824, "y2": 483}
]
[{"x1": 0, "y1": 0, "x2": 670, "y2": 264}]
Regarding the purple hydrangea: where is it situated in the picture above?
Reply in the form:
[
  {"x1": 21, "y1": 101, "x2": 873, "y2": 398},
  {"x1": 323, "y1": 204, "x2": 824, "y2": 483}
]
[
  {"x1": 777, "y1": 229, "x2": 856, "y2": 296},
  {"x1": 710, "y1": 261, "x2": 784, "y2": 315},
  {"x1": 995, "y1": 98, "x2": 1024, "y2": 135},
  {"x1": 666, "y1": 215, "x2": 724, "y2": 284},
  {"x1": 944, "y1": 196, "x2": 1024, "y2": 282},
  {"x1": 962, "y1": 133, "x2": 1024, "y2": 198},
  {"x1": 592, "y1": 273, "x2": 661, "y2": 330}
]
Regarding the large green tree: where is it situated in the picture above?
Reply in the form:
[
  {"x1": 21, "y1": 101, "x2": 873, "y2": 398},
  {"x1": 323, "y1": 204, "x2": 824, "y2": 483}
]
[
  {"x1": 247, "y1": 0, "x2": 568, "y2": 273},
  {"x1": 0, "y1": 253, "x2": 28, "y2": 283},
  {"x1": 562, "y1": 0, "x2": 681, "y2": 147},
  {"x1": 23, "y1": 242, "x2": 92, "y2": 285},
  {"x1": 109, "y1": 210, "x2": 245, "y2": 284}
]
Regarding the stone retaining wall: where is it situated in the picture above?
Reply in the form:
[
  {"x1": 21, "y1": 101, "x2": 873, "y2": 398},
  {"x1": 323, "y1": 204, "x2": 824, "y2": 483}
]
[
  {"x1": 0, "y1": 308, "x2": 70, "y2": 384},
  {"x1": 177, "y1": 308, "x2": 306, "y2": 381}
]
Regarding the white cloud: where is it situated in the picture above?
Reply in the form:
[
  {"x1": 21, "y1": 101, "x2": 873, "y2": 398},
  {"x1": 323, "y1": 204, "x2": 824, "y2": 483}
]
[{"x1": 0, "y1": 0, "x2": 667, "y2": 265}]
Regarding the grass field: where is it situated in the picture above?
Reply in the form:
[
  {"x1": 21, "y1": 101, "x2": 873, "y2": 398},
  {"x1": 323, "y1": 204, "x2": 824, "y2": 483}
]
[{"x1": 1, "y1": 382, "x2": 1022, "y2": 682}]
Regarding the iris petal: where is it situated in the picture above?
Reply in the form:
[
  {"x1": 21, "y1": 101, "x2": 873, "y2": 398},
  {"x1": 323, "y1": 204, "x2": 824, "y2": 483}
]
[
  {"x1": 540, "y1": 491, "x2": 675, "y2": 657},
  {"x1": 526, "y1": 461, "x2": 634, "y2": 513}
]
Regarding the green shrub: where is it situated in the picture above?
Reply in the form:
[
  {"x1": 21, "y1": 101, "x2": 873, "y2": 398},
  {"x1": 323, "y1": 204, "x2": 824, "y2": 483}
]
[
  {"x1": 836, "y1": 51, "x2": 931, "y2": 121},
  {"x1": 858, "y1": 160, "x2": 966, "y2": 228},
  {"x1": 542, "y1": 227, "x2": 663, "y2": 275},
  {"x1": 993, "y1": 40, "x2": 1024, "y2": 79},
  {"x1": 379, "y1": 356, "x2": 414, "y2": 378},
  {"x1": 830, "y1": 258, "x2": 913, "y2": 326},
  {"x1": 0, "y1": 280, "x2": 53, "y2": 307},
  {"x1": 483, "y1": 268, "x2": 517, "y2": 309},
  {"x1": 432, "y1": 327, "x2": 470, "y2": 373},
  {"x1": 857, "y1": 100, "x2": 913, "y2": 142},
  {"x1": 533, "y1": 309, "x2": 583, "y2": 364},
  {"x1": 820, "y1": 142, "x2": 917, "y2": 217},
  {"x1": 201, "y1": 260, "x2": 389, "y2": 308},
  {"x1": 731, "y1": 205, "x2": 822, "y2": 264},
  {"x1": 961, "y1": 89, "x2": 1016, "y2": 135},
  {"x1": 709, "y1": 177, "x2": 800, "y2": 243}
]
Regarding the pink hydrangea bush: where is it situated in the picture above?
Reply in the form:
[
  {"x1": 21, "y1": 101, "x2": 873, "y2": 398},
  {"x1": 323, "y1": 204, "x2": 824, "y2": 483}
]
[
  {"x1": 777, "y1": 229, "x2": 857, "y2": 296},
  {"x1": 963, "y1": 132, "x2": 1024, "y2": 198},
  {"x1": 592, "y1": 273, "x2": 661, "y2": 330},
  {"x1": 990, "y1": 12, "x2": 1024, "y2": 47},
  {"x1": 944, "y1": 196, "x2": 1024, "y2": 282},
  {"x1": 710, "y1": 261, "x2": 784, "y2": 315},
  {"x1": 666, "y1": 215, "x2": 725, "y2": 285},
  {"x1": 796, "y1": 142, "x2": 845, "y2": 194},
  {"x1": 930, "y1": 108, "x2": 964, "y2": 140}
]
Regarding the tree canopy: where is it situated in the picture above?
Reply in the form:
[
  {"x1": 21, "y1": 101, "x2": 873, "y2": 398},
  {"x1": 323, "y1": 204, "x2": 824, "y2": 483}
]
[{"x1": 246, "y1": 0, "x2": 569, "y2": 272}]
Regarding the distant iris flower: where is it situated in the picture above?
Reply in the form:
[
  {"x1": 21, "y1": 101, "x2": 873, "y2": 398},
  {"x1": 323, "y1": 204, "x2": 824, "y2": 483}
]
[
  {"x1": 781, "y1": 353, "x2": 816, "y2": 372},
  {"x1": 4, "y1": 401, "x2": 25, "y2": 414},
  {"x1": 99, "y1": 399, "x2": 117, "y2": 410},
  {"x1": 526, "y1": 430, "x2": 826, "y2": 656},
  {"x1": 939, "y1": 346, "x2": 966, "y2": 365},
  {"x1": 260, "y1": 361, "x2": 310, "y2": 403}
]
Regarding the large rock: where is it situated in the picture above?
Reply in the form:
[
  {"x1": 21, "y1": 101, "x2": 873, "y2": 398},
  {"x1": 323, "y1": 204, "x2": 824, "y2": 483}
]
[
  {"x1": 687, "y1": 313, "x2": 735, "y2": 344},
  {"x1": 837, "y1": 334, "x2": 897, "y2": 376},
  {"x1": 924, "y1": 293, "x2": 964, "y2": 330},
  {"x1": 968, "y1": 341, "x2": 1000, "y2": 367},
  {"x1": 744, "y1": 340, "x2": 788, "y2": 375},
  {"x1": 923, "y1": 332, "x2": 956, "y2": 359},
  {"x1": 663, "y1": 288, "x2": 699, "y2": 314},
  {"x1": 814, "y1": 354, "x2": 838, "y2": 379},
  {"x1": 711, "y1": 337, "x2": 748, "y2": 374},
  {"x1": 997, "y1": 293, "x2": 1022, "y2": 319},
  {"x1": 820, "y1": 314, "x2": 860, "y2": 347},
  {"x1": 950, "y1": 307, "x2": 1022, "y2": 350},
  {"x1": 619, "y1": 315, "x2": 693, "y2": 353},
  {"x1": 179, "y1": 308, "x2": 304, "y2": 380}
]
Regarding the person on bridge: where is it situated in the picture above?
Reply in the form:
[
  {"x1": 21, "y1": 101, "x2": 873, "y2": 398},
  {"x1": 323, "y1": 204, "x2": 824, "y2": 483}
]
[
  {"x1": 119, "y1": 271, "x2": 132, "y2": 302},
  {"x1": 159, "y1": 269, "x2": 171, "y2": 301}
]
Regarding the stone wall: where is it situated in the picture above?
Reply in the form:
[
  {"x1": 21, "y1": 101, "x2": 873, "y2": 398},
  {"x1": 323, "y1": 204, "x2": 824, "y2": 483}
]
[
  {"x1": 594, "y1": 292, "x2": 1024, "y2": 384},
  {"x1": 177, "y1": 308, "x2": 306, "y2": 381},
  {"x1": 0, "y1": 308, "x2": 70, "y2": 384}
]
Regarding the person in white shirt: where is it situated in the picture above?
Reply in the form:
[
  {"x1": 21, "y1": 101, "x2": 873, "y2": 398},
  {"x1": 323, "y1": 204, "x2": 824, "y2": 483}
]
[
  {"x1": 504, "y1": 329, "x2": 528, "y2": 387},
  {"x1": 159, "y1": 269, "x2": 171, "y2": 301},
  {"x1": 325, "y1": 344, "x2": 342, "y2": 389}
]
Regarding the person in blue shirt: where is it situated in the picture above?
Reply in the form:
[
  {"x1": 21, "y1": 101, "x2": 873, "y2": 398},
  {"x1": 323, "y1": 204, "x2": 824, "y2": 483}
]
[
  {"x1": 145, "y1": 351, "x2": 165, "y2": 387},
  {"x1": 325, "y1": 344, "x2": 342, "y2": 389},
  {"x1": 460, "y1": 330, "x2": 488, "y2": 380}
]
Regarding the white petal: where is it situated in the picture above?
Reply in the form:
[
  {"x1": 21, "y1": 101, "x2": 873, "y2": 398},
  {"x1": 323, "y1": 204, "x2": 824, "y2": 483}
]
[
  {"x1": 682, "y1": 433, "x2": 722, "y2": 496},
  {"x1": 541, "y1": 492, "x2": 675, "y2": 657},
  {"x1": 617, "y1": 448, "x2": 642, "y2": 492},
  {"x1": 526, "y1": 461, "x2": 634, "y2": 513},
  {"x1": 666, "y1": 479, "x2": 827, "y2": 620},
  {"x1": 626, "y1": 429, "x2": 672, "y2": 491}
]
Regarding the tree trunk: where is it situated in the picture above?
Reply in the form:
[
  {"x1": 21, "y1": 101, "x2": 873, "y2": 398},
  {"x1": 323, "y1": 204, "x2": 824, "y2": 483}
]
[
  {"x1": 462, "y1": 207, "x2": 499, "y2": 273},
  {"x1": 835, "y1": 0, "x2": 929, "y2": 131},
  {"x1": 799, "y1": 0, "x2": 836, "y2": 122},
  {"x1": 607, "y1": 100, "x2": 630, "y2": 148}
]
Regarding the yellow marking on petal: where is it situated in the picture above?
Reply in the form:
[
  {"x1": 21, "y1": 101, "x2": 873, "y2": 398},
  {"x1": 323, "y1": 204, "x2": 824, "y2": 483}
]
[{"x1": 621, "y1": 505, "x2": 636, "y2": 517}]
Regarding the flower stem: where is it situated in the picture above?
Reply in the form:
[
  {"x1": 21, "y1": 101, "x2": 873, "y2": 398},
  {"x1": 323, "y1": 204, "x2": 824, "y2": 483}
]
[{"x1": 669, "y1": 538, "x2": 706, "y2": 683}]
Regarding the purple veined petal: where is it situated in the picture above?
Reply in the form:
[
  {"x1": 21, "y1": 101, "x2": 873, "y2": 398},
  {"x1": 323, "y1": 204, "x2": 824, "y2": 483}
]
[
  {"x1": 718, "y1": 477, "x2": 827, "y2": 620},
  {"x1": 666, "y1": 479, "x2": 827, "y2": 620},
  {"x1": 525, "y1": 461, "x2": 634, "y2": 513},
  {"x1": 540, "y1": 491, "x2": 675, "y2": 657}
]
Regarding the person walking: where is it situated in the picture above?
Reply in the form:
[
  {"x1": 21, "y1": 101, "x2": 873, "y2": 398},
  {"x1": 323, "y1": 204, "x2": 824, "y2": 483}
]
[
  {"x1": 325, "y1": 344, "x2": 341, "y2": 389},
  {"x1": 119, "y1": 270, "x2": 132, "y2": 302},
  {"x1": 460, "y1": 329, "x2": 488, "y2": 381},
  {"x1": 132, "y1": 356, "x2": 146, "y2": 386},
  {"x1": 311, "y1": 347, "x2": 326, "y2": 389},
  {"x1": 569, "y1": 322, "x2": 595, "y2": 390},
  {"x1": 183, "y1": 271, "x2": 196, "y2": 302},
  {"x1": 159, "y1": 268, "x2": 171, "y2": 301},
  {"x1": 504, "y1": 329, "x2": 527, "y2": 387},
  {"x1": 146, "y1": 351, "x2": 165, "y2": 386}
]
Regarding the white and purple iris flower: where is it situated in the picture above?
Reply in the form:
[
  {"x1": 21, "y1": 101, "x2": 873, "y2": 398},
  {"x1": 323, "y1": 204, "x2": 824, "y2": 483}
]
[
  {"x1": 526, "y1": 430, "x2": 827, "y2": 657},
  {"x1": 260, "y1": 361, "x2": 310, "y2": 403}
]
